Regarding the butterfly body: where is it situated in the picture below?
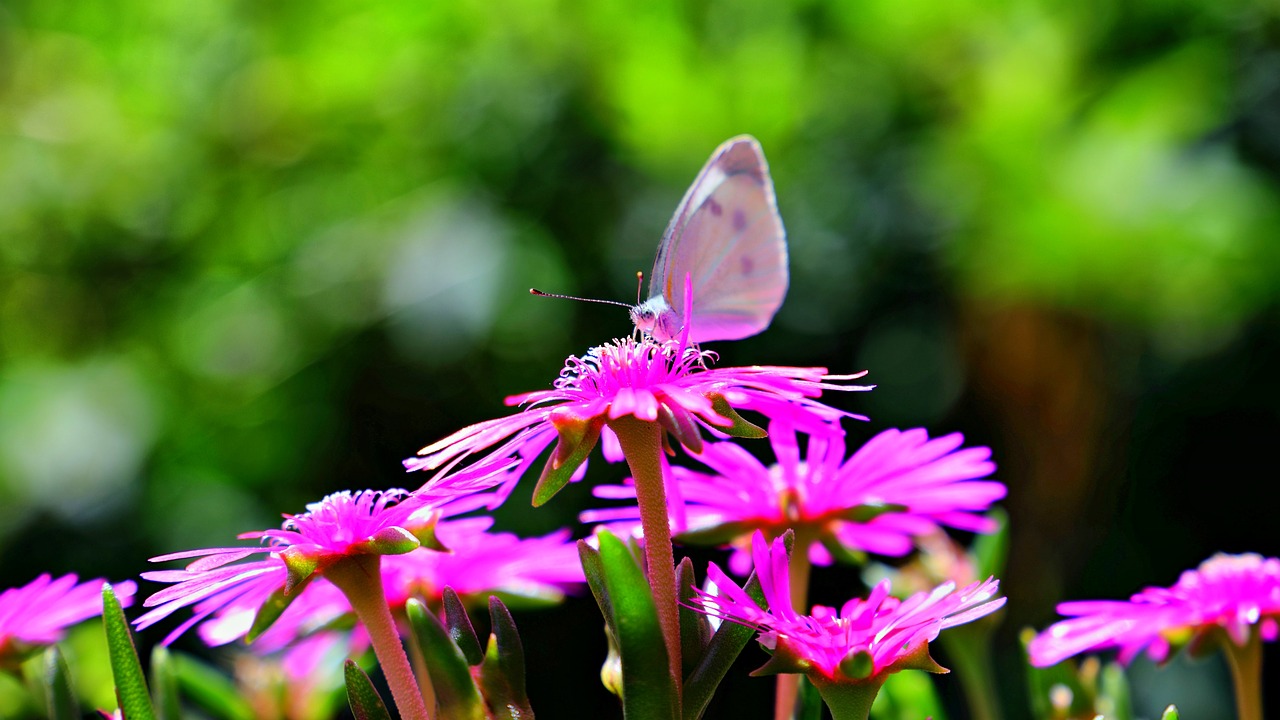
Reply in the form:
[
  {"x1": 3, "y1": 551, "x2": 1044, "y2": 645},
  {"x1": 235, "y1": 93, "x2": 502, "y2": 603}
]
[{"x1": 631, "y1": 135, "x2": 788, "y2": 344}]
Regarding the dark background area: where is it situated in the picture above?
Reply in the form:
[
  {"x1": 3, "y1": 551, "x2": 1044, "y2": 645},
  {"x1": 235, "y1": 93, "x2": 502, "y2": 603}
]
[{"x1": 2, "y1": 0, "x2": 1278, "y2": 717}]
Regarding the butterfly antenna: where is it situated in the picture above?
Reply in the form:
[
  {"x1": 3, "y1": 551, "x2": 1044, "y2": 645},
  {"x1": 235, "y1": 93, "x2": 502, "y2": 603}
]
[
  {"x1": 529, "y1": 288, "x2": 632, "y2": 308},
  {"x1": 635, "y1": 271, "x2": 644, "y2": 304}
]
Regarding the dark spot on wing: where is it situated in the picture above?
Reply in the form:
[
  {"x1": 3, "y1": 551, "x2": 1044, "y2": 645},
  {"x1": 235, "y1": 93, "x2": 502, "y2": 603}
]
[
  {"x1": 707, "y1": 199, "x2": 723, "y2": 216},
  {"x1": 740, "y1": 255, "x2": 754, "y2": 275},
  {"x1": 732, "y1": 209, "x2": 747, "y2": 231}
]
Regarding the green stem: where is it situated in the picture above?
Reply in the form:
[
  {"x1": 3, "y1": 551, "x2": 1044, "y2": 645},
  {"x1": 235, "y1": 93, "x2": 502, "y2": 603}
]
[
  {"x1": 325, "y1": 555, "x2": 435, "y2": 720},
  {"x1": 776, "y1": 529, "x2": 816, "y2": 720},
  {"x1": 940, "y1": 622, "x2": 1003, "y2": 720},
  {"x1": 809, "y1": 676, "x2": 882, "y2": 720},
  {"x1": 609, "y1": 416, "x2": 683, "y2": 704},
  {"x1": 1222, "y1": 631, "x2": 1263, "y2": 720}
]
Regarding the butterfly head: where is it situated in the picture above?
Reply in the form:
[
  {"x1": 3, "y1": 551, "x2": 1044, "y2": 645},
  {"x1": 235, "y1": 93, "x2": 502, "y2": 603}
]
[{"x1": 630, "y1": 296, "x2": 680, "y2": 342}]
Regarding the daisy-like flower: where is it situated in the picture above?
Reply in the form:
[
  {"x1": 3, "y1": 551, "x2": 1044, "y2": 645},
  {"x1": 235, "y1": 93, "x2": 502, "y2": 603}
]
[
  {"x1": 0, "y1": 574, "x2": 137, "y2": 670},
  {"x1": 406, "y1": 334, "x2": 866, "y2": 508},
  {"x1": 585, "y1": 423, "x2": 1005, "y2": 573},
  {"x1": 405, "y1": 296, "x2": 868, "y2": 687},
  {"x1": 689, "y1": 531, "x2": 1004, "y2": 719},
  {"x1": 1028, "y1": 553, "x2": 1280, "y2": 720},
  {"x1": 136, "y1": 468, "x2": 510, "y2": 720},
  {"x1": 194, "y1": 517, "x2": 584, "y2": 652}
]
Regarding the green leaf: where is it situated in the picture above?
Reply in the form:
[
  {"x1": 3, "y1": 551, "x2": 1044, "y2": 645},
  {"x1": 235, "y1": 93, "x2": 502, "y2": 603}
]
[
  {"x1": 101, "y1": 583, "x2": 156, "y2": 720},
  {"x1": 972, "y1": 508, "x2": 1009, "y2": 581},
  {"x1": 477, "y1": 597, "x2": 535, "y2": 719},
  {"x1": 1096, "y1": 662, "x2": 1133, "y2": 720},
  {"x1": 1160, "y1": 705, "x2": 1180, "y2": 720},
  {"x1": 405, "y1": 599, "x2": 485, "y2": 720},
  {"x1": 343, "y1": 660, "x2": 392, "y2": 720},
  {"x1": 682, "y1": 570, "x2": 767, "y2": 720},
  {"x1": 706, "y1": 394, "x2": 767, "y2": 439},
  {"x1": 443, "y1": 587, "x2": 485, "y2": 666},
  {"x1": 169, "y1": 653, "x2": 254, "y2": 720},
  {"x1": 148, "y1": 646, "x2": 181, "y2": 720},
  {"x1": 1021, "y1": 628, "x2": 1092, "y2": 719},
  {"x1": 595, "y1": 530, "x2": 677, "y2": 720},
  {"x1": 677, "y1": 558, "x2": 710, "y2": 678},
  {"x1": 42, "y1": 646, "x2": 79, "y2": 720},
  {"x1": 579, "y1": 539, "x2": 618, "y2": 639}
]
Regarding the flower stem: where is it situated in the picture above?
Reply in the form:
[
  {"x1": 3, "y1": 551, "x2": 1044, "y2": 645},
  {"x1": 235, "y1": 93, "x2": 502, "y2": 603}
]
[
  {"x1": 326, "y1": 554, "x2": 435, "y2": 720},
  {"x1": 775, "y1": 529, "x2": 816, "y2": 720},
  {"x1": 1222, "y1": 631, "x2": 1264, "y2": 720},
  {"x1": 609, "y1": 415, "x2": 683, "y2": 703}
]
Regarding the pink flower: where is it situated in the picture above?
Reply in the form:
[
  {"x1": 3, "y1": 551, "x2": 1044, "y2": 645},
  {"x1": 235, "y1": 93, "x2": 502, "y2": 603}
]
[
  {"x1": 689, "y1": 531, "x2": 1005, "y2": 683},
  {"x1": 195, "y1": 517, "x2": 585, "y2": 651},
  {"x1": 0, "y1": 574, "x2": 137, "y2": 667},
  {"x1": 1028, "y1": 553, "x2": 1280, "y2": 667},
  {"x1": 405, "y1": 333, "x2": 868, "y2": 506},
  {"x1": 134, "y1": 479, "x2": 504, "y2": 645},
  {"x1": 585, "y1": 423, "x2": 1004, "y2": 572}
]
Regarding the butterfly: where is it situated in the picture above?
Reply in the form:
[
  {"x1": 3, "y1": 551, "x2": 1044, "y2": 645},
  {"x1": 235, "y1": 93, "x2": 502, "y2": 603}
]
[{"x1": 629, "y1": 135, "x2": 788, "y2": 344}]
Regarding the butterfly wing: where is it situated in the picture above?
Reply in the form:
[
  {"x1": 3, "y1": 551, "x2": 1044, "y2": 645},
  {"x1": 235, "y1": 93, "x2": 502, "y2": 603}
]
[{"x1": 648, "y1": 135, "x2": 787, "y2": 343}]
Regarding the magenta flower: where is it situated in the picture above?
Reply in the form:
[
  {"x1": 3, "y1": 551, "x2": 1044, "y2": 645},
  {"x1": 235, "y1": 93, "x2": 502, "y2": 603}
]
[
  {"x1": 194, "y1": 517, "x2": 584, "y2": 651},
  {"x1": 689, "y1": 531, "x2": 1005, "y2": 685},
  {"x1": 1028, "y1": 552, "x2": 1280, "y2": 668},
  {"x1": 405, "y1": 334, "x2": 867, "y2": 507},
  {"x1": 0, "y1": 574, "x2": 137, "y2": 669},
  {"x1": 134, "y1": 479, "x2": 502, "y2": 644},
  {"x1": 586, "y1": 423, "x2": 1004, "y2": 572}
]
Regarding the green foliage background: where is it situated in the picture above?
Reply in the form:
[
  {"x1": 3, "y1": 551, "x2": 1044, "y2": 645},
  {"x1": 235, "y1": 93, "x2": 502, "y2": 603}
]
[{"x1": 2, "y1": 0, "x2": 1278, "y2": 716}]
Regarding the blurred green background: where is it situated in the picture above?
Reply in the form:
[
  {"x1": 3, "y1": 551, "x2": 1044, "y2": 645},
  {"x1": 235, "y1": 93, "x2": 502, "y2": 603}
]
[{"x1": 2, "y1": 0, "x2": 1279, "y2": 717}]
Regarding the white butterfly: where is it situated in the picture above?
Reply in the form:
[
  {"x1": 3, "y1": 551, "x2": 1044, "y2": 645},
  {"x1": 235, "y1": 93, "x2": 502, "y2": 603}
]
[{"x1": 630, "y1": 135, "x2": 788, "y2": 344}]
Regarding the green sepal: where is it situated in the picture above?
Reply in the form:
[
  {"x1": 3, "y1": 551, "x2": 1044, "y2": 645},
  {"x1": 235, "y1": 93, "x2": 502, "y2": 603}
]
[
  {"x1": 1161, "y1": 705, "x2": 1180, "y2": 720},
  {"x1": 836, "y1": 502, "x2": 907, "y2": 523},
  {"x1": 749, "y1": 636, "x2": 814, "y2": 677},
  {"x1": 405, "y1": 599, "x2": 486, "y2": 720},
  {"x1": 682, "y1": 569, "x2": 767, "y2": 720},
  {"x1": 880, "y1": 640, "x2": 947, "y2": 676},
  {"x1": 677, "y1": 558, "x2": 710, "y2": 678},
  {"x1": 166, "y1": 653, "x2": 254, "y2": 720},
  {"x1": 343, "y1": 660, "x2": 392, "y2": 720},
  {"x1": 972, "y1": 508, "x2": 1009, "y2": 581},
  {"x1": 246, "y1": 577, "x2": 314, "y2": 643},
  {"x1": 350, "y1": 526, "x2": 421, "y2": 556},
  {"x1": 102, "y1": 583, "x2": 157, "y2": 720},
  {"x1": 839, "y1": 650, "x2": 875, "y2": 681},
  {"x1": 443, "y1": 587, "x2": 485, "y2": 666},
  {"x1": 43, "y1": 646, "x2": 79, "y2": 720},
  {"x1": 149, "y1": 645, "x2": 181, "y2": 720},
  {"x1": 407, "y1": 511, "x2": 448, "y2": 552},
  {"x1": 706, "y1": 394, "x2": 766, "y2": 439},
  {"x1": 593, "y1": 530, "x2": 678, "y2": 719},
  {"x1": 533, "y1": 414, "x2": 603, "y2": 506},
  {"x1": 657, "y1": 404, "x2": 703, "y2": 454},
  {"x1": 280, "y1": 547, "x2": 322, "y2": 593},
  {"x1": 477, "y1": 597, "x2": 535, "y2": 719}
]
